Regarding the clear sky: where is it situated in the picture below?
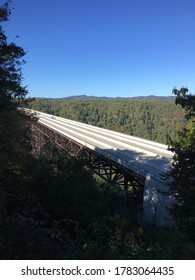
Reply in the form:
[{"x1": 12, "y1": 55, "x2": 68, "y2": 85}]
[{"x1": 2, "y1": 0, "x2": 195, "y2": 98}]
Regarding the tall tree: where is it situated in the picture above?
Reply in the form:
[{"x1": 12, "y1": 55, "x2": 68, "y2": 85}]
[
  {"x1": 0, "y1": 0, "x2": 27, "y2": 109},
  {"x1": 173, "y1": 87, "x2": 195, "y2": 120},
  {"x1": 167, "y1": 87, "x2": 195, "y2": 242},
  {"x1": 0, "y1": 1, "x2": 29, "y2": 181}
]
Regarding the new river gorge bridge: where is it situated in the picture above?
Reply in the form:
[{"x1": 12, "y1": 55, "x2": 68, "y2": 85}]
[{"x1": 24, "y1": 109, "x2": 174, "y2": 226}]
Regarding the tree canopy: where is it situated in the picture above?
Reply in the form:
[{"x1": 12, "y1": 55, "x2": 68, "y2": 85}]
[
  {"x1": 28, "y1": 98, "x2": 186, "y2": 144},
  {"x1": 167, "y1": 87, "x2": 195, "y2": 243},
  {"x1": 173, "y1": 87, "x2": 195, "y2": 120},
  {"x1": 0, "y1": 0, "x2": 27, "y2": 109}
]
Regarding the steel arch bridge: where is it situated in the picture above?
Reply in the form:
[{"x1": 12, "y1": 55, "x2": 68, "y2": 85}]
[{"x1": 24, "y1": 109, "x2": 174, "y2": 226}]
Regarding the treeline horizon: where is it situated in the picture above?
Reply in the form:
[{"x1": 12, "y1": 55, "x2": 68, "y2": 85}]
[{"x1": 31, "y1": 94, "x2": 176, "y2": 101}]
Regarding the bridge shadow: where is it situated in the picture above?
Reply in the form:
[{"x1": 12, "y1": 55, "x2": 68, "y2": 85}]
[{"x1": 94, "y1": 146, "x2": 172, "y2": 180}]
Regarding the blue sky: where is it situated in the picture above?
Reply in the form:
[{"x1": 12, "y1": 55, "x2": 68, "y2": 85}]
[{"x1": 2, "y1": 0, "x2": 195, "y2": 98}]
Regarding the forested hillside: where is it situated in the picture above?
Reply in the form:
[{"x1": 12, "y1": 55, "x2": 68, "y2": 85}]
[{"x1": 28, "y1": 99, "x2": 186, "y2": 144}]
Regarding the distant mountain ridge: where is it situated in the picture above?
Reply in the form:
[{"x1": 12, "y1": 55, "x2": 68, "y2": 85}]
[{"x1": 40, "y1": 95, "x2": 175, "y2": 101}]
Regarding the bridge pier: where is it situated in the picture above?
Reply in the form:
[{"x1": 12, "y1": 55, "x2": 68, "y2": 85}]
[{"x1": 143, "y1": 174, "x2": 174, "y2": 226}]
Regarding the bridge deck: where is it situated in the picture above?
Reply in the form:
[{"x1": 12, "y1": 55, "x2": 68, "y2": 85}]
[{"x1": 31, "y1": 110, "x2": 173, "y2": 180}]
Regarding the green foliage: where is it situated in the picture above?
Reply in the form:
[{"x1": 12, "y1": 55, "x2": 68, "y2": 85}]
[
  {"x1": 0, "y1": 1, "x2": 27, "y2": 109},
  {"x1": 173, "y1": 87, "x2": 195, "y2": 120},
  {"x1": 0, "y1": 109, "x2": 32, "y2": 184},
  {"x1": 167, "y1": 88, "x2": 195, "y2": 243},
  {"x1": 1, "y1": 132, "x2": 193, "y2": 259},
  {"x1": 28, "y1": 98, "x2": 186, "y2": 144}
]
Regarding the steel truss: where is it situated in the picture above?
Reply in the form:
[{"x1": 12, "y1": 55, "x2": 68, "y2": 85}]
[{"x1": 31, "y1": 121, "x2": 145, "y2": 202}]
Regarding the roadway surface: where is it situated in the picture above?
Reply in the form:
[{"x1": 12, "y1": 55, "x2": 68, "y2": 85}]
[{"x1": 30, "y1": 110, "x2": 174, "y2": 180}]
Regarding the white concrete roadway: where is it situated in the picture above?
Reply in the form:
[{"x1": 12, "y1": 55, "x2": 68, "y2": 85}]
[{"x1": 31, "y1": 110, "x2": 173, "y2": 180}]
